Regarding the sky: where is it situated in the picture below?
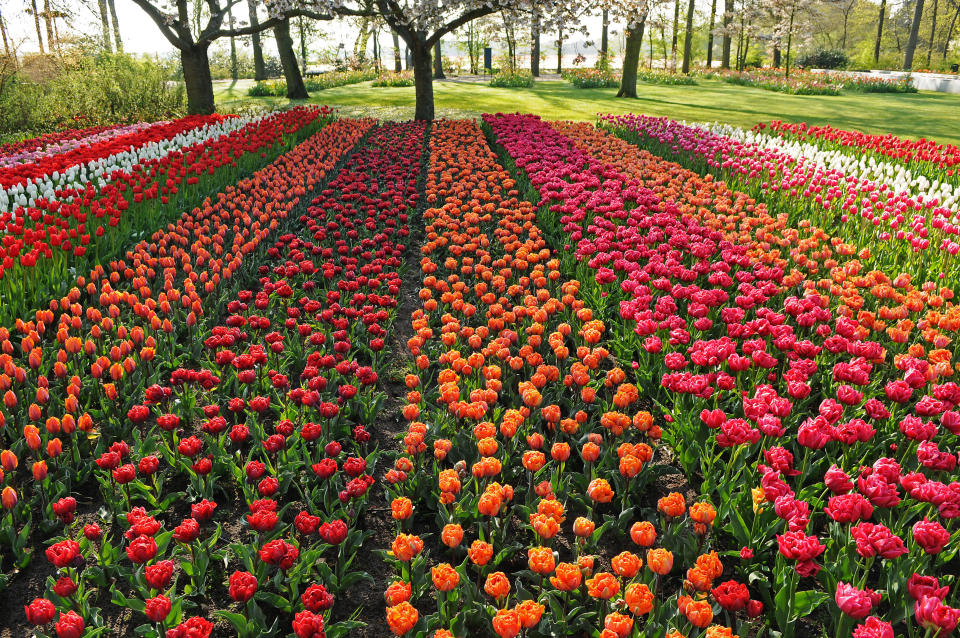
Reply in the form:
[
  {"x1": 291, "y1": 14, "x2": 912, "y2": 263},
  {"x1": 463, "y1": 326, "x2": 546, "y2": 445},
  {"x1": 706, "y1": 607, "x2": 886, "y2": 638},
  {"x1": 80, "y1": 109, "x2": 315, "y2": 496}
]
[{"x1": 1, "y1": 0, "x2": 614, "y2": 61}]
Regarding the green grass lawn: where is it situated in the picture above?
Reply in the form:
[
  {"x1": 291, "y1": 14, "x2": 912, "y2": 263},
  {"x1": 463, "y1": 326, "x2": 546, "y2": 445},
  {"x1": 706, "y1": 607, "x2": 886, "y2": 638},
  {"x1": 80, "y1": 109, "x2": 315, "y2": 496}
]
[{"x1": 214, "y1": 78, "x2": 960, "y2": 145}]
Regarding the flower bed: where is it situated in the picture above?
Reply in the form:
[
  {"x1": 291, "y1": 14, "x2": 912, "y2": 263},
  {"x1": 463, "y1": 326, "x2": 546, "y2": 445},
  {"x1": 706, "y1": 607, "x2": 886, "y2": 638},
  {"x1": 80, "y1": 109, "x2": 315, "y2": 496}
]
[
  {"x1": 0, "y1": 106, "x2": 327, "y2": 324},
  {"x1": 0, "y1": 117, "x2": 373, "y2": 609},
  {"x1": 487, "y1": 111, "x2": 960, "y2": 638}
]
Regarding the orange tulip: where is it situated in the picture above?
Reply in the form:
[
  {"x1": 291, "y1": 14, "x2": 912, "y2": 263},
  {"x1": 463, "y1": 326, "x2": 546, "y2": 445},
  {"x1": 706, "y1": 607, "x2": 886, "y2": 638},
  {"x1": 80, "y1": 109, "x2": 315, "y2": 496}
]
[
  {"x1": 586, "y1": 572, "x2": 620, "y2": 599},
  {"x1": 1, "y1": 486, "x2": 16, "y2": 509},
  {"x1": 550, "y1": 562, "x2": 582, "y2": 591},
  {"x1": 384, "y1": 580, "x2": 412, "y2": 606},
  {"x1": 573, "y1": 516, "x2": 595, "y2": 538},
  {"x1": 630, "y1": 521, "x2": 657, "y2": 547},
  {"x1": 527, "y1": 546, "x2": 555, "y2": 575},
  {"x1": 604, "y1": 612, "x2": 634, "y2": 638},
  {"x1": 391, "y1": 534, "x2": 423, "y2": 562},
  {"x1": 492, "y1": 608, "x2": 521, "y2": 638},
  {"x1": 685, "y1": 599, "x2": 714, "y2": 628},
  {"x1": 484, "y1": 572, "x2": 511, "y2": 600},
  {"x1": 391, "y1": 497, "x2": 413, "y2": 521},
  {"x1": 647, "y1": 548, "x2": 674, "y2": 575},
  {"x1": 611, "y1": 551, "x2": 642, "y2": 579},
  {"x1": 441, "y1": 524, "x2": 463, "y2": 548},
  {"x1": 431, "y1": 563, "x2": 459, "y2": 592},
  {"x1": 468, "y1": 540, "x2": 493, "y2": 566},
  {"x1": 587, "y1": 478, "x2": 614, "y2": 503},
  {"x1": 624, "y1": 582, "x2": 654, "y2": 615},
  {"x1": 657, "y1": 492, "x2": 686, "y2": 518},
  {"x1": 516, "y1": 599, "x2": 544, "y2": 628},
  {"x1": 386, "y1": 601, "x2": 418, "y2": 636}
]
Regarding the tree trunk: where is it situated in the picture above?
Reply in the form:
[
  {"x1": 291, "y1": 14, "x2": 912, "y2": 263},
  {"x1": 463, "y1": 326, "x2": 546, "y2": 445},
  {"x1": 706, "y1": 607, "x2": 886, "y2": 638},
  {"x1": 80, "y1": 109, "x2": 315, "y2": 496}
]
[
  {"x1": 43, "y1": 0, "x2": 55, "y2": 52},
  {"x1": 392, "y1": 32, "x2": 402, "y2": 72},
  {"x1": 433, "y1": 40, "x2": 445, "y2": 78},
  {"x1": 944, "y1": 3, "x2": 960, "y2": 59},
  {"x1": 617, "y1": 19, "x2": 645, "y2": 97},
  {"x1": 671, "y1": 0, "x2": 681, "y2": 71},
  {"x1": 247, "y1": 0, "x2": 265, "y2": 80},
  {"x1": 601, "y1": 9, "x2": 609, "y2": 65},
  {"x1": 228, "y1": 5, "x2": 238, "y2": 81},
  {"x1": 299, "y1": 17, "x2": 308, "y2": 74},
  {"x1": 706, "y1": 0, "x2": 717, "y2": 67},
  {"x1": 31, "y1": 0, "x2": 44, "y2": 54},
  {"x1": 107, "y1": 0, "x2": 122, "y2": 52},
  {"x1": 682, "y1": 0, "x2": 696, "y2": 73},
  {"x1": 721, "y1": 0, "x2": 732, "y2": 68},
  {"x1": 0, "y1": 7, "x2": 10, "y2": 58},
  {"x1": 904, "y1": 0, "x2": 926, "y2": 69},
  {"x1": 531, "y1": 14, "x2": 541, "y2": 76},
  {"x1": 557, "y1": 27, "x2": 563, "y2": 74},
  {"x1": 411, "y1": 38, "x2": 434, "y2": 121},
  {"x1": 874, "y1": 0, "x2": 887, "y2": 63},
  {"x1": 182, "y1": 44, "x2": 215, "y2": 114},
  {"x1": 97, "y1": 0, "x2": 112, "y2": 52},
  {"x1": 785, "y1": 9, "x2": 795, "y2": 77},
  {"x1": 275, "y1": 18, "x2": 307, "y2": 98},
  {"x1": 927, "y1": 0, "x2": 939, "y2": 67},
  {"x1": 773, "y1": 44, "x2": 781, "y2": 67}
]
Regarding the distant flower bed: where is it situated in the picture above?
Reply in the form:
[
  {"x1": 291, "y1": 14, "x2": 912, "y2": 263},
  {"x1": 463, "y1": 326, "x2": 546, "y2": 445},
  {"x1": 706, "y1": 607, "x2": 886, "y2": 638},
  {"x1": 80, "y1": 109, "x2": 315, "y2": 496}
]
[
  {"x1": 489, "y1": 70, "x2": 535, "y2": 88},
  {"x1": 564, "y1": 68, "x2": 698, "y2": 89},
  {"x1": 372, "y1": 71, "x2": 415, "y2": 87},
  {"x1": 247, "y1": 69, "x2": 379, "y2": 97},
  {"x1": 563, "y1": 68, "x2": 620, "y2": 89},
  {"x1": 638, "y1": 70, "x2": 697, "y2": 85},
  {"x1": 705, "y1": 68, "x2": 916, "y2": 95}
]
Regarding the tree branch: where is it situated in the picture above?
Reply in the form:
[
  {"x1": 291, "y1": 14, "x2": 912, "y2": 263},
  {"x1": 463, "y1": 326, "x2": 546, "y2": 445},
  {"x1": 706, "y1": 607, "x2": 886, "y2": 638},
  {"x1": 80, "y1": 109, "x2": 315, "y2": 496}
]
[{"x1": 127, "y1": 0, "x2": 189, "y2": 48}]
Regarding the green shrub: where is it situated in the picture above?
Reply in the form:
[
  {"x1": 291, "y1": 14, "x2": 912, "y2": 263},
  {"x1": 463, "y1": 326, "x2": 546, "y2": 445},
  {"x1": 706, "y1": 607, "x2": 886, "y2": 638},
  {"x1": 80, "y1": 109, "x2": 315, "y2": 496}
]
[
  {"x1": 797, "y1": 49, "x2": 850, "y2": 70},
  {"x1": 0, "y1": 50, "x2": 185, "y2": 136},
  {"x1": 489, "y1": 70, "x2": 534, "y2": 88}
]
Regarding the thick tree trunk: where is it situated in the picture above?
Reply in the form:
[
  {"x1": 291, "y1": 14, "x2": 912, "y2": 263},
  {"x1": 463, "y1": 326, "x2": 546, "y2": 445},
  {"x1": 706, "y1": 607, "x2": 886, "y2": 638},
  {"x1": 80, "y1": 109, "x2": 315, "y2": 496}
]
[
  {"x1": 31, "y1": 0, "x2": 44, "y2": 54},
  {"x1": 411, "y1": 38, "x2": 434, "y2": 121},
  {"x1": 557, "y1": 27, "x2": 563, "y2": 74},
  {"x1": 874, "y1": 0, "x2": 886, "y2": 63},
  {"x1": 247, "y1": 0, "x2": 266, "y2": 80},
  {"x1": 97, "y1": 0, "x2": 112, "y2": 52},
  {"x1": 182, "y1": 44, "x2": 215, "y2": 114},
  {"x1": 228, "y1": 5, "x2": 238, "y2": 81},
  {"x1": 904, "y1": 0, "x2": 926, "y2": 69},
  {"x1": 945, "y1": 4, "x2": 960, "y2": 59},
  {"x1": 927, "y1": 0, "x2": 939, "y2": 67},
  {"x1": 275, "y1": 18, "x2": 308, "y2": 98},
  {"x1": 0, "y1": 7, "x2": 11, "y2": 58},
  {"x1": 706, "y1": 0, "x2": 717, "y2": 67},
  {"x1": 682, "y1": 0, "x2": 696, "y2": 73},
  {"x1": 617, "y1": 19, "x2": 645, "y2": 98},
  {"x1": 773, "y1": 44, "x2": 781, "y2": 67},
  {"x1": 531, "y1": 15, "x2": 540, "y2": 76},
  {"x1": 433, "y1": 40, "x2": 445, "y2": 78},
  {"x1": 671, "y1": 0, "x2": 681, "y2": 72},
  {"x1": 43, "y1": 0, "x2": 55, "y2": 52},
  {"x1": 721, "y1": 0, "x2": 732, "y2": 68},
  {"x1": 107, "y1": 0, "x2": 122, "y2": 52},
  {"x1": 392, "y1": 32, "x2": 402, "y2": 72},
  {"x1": 299, "y1": 18, "x2": 308, "y2": 73},
  {"x1": 601, "y1": 9, "x2": 609, "y2": 65}
]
